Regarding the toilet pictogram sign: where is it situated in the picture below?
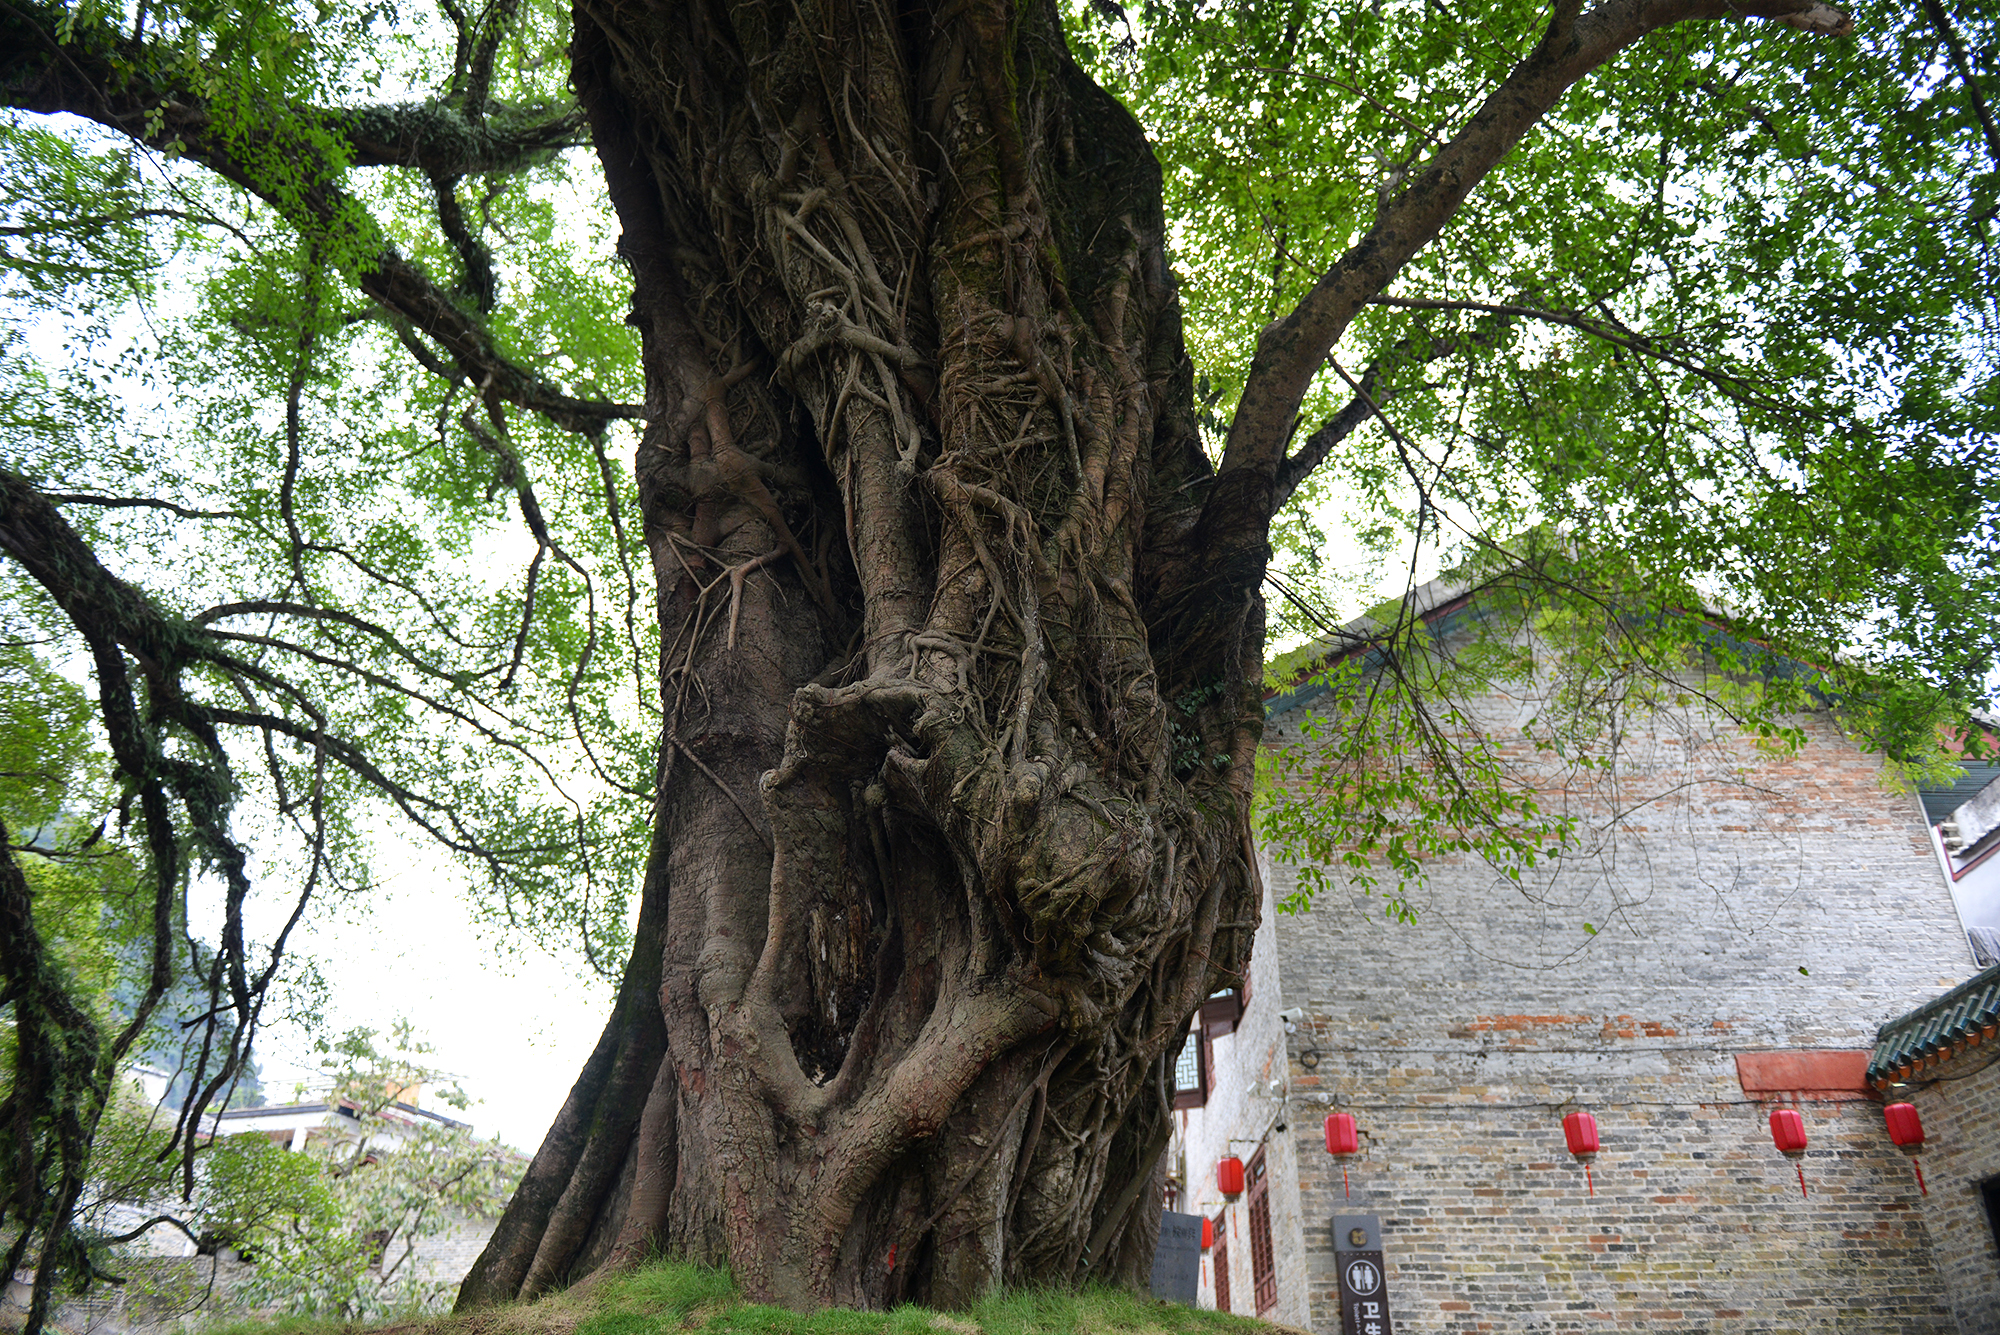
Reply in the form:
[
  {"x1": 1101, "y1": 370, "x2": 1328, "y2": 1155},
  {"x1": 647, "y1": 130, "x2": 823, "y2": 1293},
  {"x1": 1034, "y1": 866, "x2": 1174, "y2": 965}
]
[{"x1": 1333, "y1": 1214, "x2": 1394, "y2": 1335}]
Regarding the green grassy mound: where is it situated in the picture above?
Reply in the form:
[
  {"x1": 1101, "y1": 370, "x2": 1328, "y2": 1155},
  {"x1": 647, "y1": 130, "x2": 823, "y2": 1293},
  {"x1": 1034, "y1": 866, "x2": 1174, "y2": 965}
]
[{"x1": 199, "y1": 1262, "x2": 1290, "y2": 1335}]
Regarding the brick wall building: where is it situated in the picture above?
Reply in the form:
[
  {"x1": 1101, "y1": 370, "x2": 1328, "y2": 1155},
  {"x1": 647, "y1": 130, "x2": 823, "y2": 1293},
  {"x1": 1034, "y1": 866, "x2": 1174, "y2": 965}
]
[
  {"x1": 1869, "y1": 960, "x2": 2000, "y2": 1332},
  {"x1": 1170, "y1": 588, "x2": 1990, "y2": 1332}
]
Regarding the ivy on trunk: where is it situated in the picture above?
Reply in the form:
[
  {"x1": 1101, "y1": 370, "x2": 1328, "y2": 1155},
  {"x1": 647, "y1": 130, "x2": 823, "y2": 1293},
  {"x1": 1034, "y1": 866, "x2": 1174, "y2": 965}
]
[
  {"x1": 459, "y1": 0, "x2": 1262, "y2": 1306},
  {"x1": 1, "y1": 0, "x2": 1938, "y2": 1318}
]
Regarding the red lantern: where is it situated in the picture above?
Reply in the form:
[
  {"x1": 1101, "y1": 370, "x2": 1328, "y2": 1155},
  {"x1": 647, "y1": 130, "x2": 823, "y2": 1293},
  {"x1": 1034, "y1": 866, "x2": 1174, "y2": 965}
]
[
  {"x1": 1770, "y1": 1107, "x2": 1809, "y2": 1198},
  {"x1": 1325, "y1": 1113, "x2": 1360, "y2": 1199},
  {"x1": 1885, "y1": 1102, "x2": 1927, "y2": 1196},
  {"x1": 1217, "y1": 1156, "x2": 1244, "y2": 1195},
  {"x1": 1562, "y1": 1110, "x2": 1600, "y2": 1197},
  {"x1": 1201, "y1": 1217, "x2": 1214, "y2": 1249},
  {"x1": 1885, "y1": 1102, "x2": 1924, "y2": 1149}
]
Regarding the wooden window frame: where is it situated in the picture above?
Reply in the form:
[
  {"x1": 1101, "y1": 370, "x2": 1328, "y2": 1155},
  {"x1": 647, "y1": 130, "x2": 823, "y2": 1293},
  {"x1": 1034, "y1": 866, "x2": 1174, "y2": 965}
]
[
  {"x1": 1247, "y1": 1147, "x2": 1277, "y2": 1317},
  {"x1": 1212, "y1": 1213, "x2": 1230, "y2": 1314},
  {"x1": 1201, "y1": 987, "x2": 1246, "y2": 1038},
  {"x1": 1172, "y1": 1018, "x2": 1209, "y2": 1110},
  {"x1": 1175, "y1": 988, "x2": 1248, "y2": 1110}
]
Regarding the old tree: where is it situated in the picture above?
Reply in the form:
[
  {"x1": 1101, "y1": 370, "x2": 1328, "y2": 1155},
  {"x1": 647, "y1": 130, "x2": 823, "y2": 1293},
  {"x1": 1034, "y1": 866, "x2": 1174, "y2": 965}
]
[{"x1": 2, "y1": 0, "x2": 1997, "y2": 1321}]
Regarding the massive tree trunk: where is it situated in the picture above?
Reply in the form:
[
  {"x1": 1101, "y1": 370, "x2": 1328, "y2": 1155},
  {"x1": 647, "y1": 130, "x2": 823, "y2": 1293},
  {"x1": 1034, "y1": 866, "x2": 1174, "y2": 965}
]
[
  {"x1": 0, "y1": 0, "x2": 1869, "y2": 1315},
  {"x1": 444, "y1": 0, "x2": 1863, "y2": 1309},
  {"x1": 459, "y1": 0, "x2": 1264, "y2": 1310}
]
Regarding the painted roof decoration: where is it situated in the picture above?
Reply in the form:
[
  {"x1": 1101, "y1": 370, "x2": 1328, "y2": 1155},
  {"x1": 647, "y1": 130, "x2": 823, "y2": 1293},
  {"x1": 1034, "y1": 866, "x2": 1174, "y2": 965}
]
[{"x1": 1869, "y1": 961, "x2": 2000, "y2": 1089}]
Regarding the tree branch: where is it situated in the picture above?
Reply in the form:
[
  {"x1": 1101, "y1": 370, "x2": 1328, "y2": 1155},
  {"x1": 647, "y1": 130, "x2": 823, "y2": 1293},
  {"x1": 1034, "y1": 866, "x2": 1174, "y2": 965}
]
[
  {"x1": 1274, "y1": 366, "x2": 1383, "y2": 508},
  {"x1": 1919, "y1": 0, "x2": 2000, "y2": 176},
  {"x1": 0, "y1": 8, "x2": 634, "y2": 435},
  {"x1": 456, "y1": 0, "x2": 524, "y2": 117},
  {"x1": 1367, "y1": 293, "x2": 1795, "y2": 414},
  {"x1": 45, "y1": 492, "x2": 250, "y2": 522},
  {"x1": 0, "y1": 207, "x2": 190, "y2": 236},
  {"x1": 1195, "y1": 0, "x2": 1852, "y2": 586},
  {"x1": 430, "y1": 171, "x2": 499, "y2": 311},
  {"x1": 329, "y1": 101, "x2": 587, "y2": 174},
  {"x1": 93, "y1": 1213, "x2": 202, "y2": 1248}
]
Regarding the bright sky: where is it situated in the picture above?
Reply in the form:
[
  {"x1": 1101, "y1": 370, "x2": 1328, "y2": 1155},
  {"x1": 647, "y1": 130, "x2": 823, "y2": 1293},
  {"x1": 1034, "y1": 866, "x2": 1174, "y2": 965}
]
[
  {"x1": 0, "y1": 125, "x2": 625, "y2": 1154},
  {"x1": 252, "y1": 870, "x2": 614, "y2": 1152}
]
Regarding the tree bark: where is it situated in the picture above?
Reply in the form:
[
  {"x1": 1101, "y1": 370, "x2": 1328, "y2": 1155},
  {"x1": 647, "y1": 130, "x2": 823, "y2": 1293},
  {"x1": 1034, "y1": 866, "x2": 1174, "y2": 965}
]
[
  {"x1": 0, "y1": 0, "x2": 1861, "y2": 1316},
  {"x1": 454, "y1": 0, "x2": 1856, "y2": 1310},
  {"x1": 460, "y1": 0, "x2": 1263, "y2": 1310}
]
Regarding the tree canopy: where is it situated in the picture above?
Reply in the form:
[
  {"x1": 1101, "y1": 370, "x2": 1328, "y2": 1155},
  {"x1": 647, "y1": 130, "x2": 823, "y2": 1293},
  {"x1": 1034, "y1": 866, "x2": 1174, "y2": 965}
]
[{"x1": 1, "y1": 0, "x2": 1996, "y2": 1319}]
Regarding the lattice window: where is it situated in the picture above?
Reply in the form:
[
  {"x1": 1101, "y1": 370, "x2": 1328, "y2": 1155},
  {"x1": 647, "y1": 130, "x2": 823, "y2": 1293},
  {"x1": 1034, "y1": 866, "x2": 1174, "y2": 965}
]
[{"x1": 1172, "y1": 1018, "x2": 1207, "y2": 1109}]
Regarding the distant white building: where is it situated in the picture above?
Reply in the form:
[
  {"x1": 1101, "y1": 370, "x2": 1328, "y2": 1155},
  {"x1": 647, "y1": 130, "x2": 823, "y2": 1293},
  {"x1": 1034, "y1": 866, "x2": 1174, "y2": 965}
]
[
  {"x1": 94, "y1": 1082, "x2": 475, "y2": 1261},
  {"x1": 207, "y1": 1091, "x2": 470, "y2": 1155},
  {"x1": 1927, "y1": 759, "x2": 2000, "y2": 966}
]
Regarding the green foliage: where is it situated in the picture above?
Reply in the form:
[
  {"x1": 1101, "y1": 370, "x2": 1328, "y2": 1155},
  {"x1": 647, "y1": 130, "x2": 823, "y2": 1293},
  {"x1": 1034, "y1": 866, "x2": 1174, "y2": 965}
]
[
  {"x1": 310, "y1": 1019, "x2": 470, "y2": 1117},
  {"x1": 1, "y1": 0, "x2": 630, "y2": 1284},
  {"x1": 1256, "y1": 541, "x2": 1962, "y2": 917},
  {"x1": 1074, "y1": 0, "x2": 1999, "y2": 714},
  {"x1": 562, "y1": 1262, "x2": 1268, "y2": 1335},
  {"x1": 574, "y1": 1262, "x2": 742, "y2": 1334},
  {"x1": 190, "y1": 1261, "x2": 1277, "y2": 1335},
  {"x1": 0, "y1": 638, "x2": 102, "y2": 833},
  {"x1": 229, "y1": 1116, "x2": 521, "y2": 1322},
  {"x1": 1, "y1": 0, "x2": 650, "y2": 976},
  {"x1": 1066, "y1": 0, "x2": 2000, "y2": 919},
  {"x1": 76, "y1": 1022, "x2": 519, "y2": 1324},
  {"x1": 219, "y1": 1023, "x2": 517, "y2": 1321},
  {"x1": 73, "y1": 1083, "x2": 339, "y2": 1271}
]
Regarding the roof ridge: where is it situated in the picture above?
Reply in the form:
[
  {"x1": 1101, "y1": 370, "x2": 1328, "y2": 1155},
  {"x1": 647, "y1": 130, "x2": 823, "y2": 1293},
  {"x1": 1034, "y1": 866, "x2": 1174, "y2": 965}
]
[
  {"x1": 1869, "y1": 962, "x2": 2000, "y2": 1085},
  {"x1": 1876, "y1": 962, "x2": 2000, "y2": 1041}
]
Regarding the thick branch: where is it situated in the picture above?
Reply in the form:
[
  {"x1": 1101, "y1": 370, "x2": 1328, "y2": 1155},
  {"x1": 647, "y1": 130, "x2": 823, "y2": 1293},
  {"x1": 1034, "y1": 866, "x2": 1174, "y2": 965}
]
[
  {"x1": 0, "y1": 7, "x2": 632, "y2": 435},
  {"x1": 0, "y1": 470, "x2": 197, "y2": 679},
  {"x1": 1198, "y1": 0, "x2": 1852, "y2": 582},
  {"x1": 331, "y1": 100, "x2": 586, "y2": 173},
  {"x1": 455, "y1": 0, "x2": 523, "y2": 117},
  {"x1": 1273, "y1": 364, "x2": 1383, "y2": 507}
]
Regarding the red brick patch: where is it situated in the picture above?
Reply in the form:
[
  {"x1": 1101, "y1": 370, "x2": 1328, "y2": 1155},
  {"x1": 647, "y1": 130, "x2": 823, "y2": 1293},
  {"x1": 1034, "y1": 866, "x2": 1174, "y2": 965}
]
[{"x1": 1734, "y1": 1050, "x2": 1872, "y2": 1099}]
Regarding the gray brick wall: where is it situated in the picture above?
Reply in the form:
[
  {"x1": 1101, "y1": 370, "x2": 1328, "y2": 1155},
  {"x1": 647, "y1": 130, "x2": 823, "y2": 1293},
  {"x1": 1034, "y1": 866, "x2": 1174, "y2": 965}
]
[
  {"x1": 1897, "y1": 1042, "x2": 2000, "y2": 1332},
  {"x1": 1195, "y1": 670, "x2": 1982, "y2": 1333}
]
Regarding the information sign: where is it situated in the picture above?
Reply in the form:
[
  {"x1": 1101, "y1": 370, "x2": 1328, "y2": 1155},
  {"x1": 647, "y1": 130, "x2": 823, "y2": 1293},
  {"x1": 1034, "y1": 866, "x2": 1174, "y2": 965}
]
[
  {"x1": 1332, "y1": 1213, "x2": 1394, "y2": 1335},
  {"x1": 1150, "y1": 1210, "x2": 1203, "y2": 1305}
]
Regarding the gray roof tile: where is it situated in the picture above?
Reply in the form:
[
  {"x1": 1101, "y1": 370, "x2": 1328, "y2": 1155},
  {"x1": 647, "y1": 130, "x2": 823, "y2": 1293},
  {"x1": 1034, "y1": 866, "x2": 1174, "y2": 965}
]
[{"x1": 1870, "y1": 962, "x2": 2000, "y2": 1086}]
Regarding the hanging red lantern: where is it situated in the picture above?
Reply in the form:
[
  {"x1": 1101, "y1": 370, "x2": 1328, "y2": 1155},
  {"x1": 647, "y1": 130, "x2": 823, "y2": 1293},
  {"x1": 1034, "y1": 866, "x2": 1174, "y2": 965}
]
[
  {"x1": 1201, "y1": 1217, "x2": 1215, "y2": 1249},
  {"x1": 1885, "y1": 1102, "x2": 1927, "y2": 1196},
  {"x1": 1325, "y1": 1113, "x2": 1360, "y2": 1199},
  {"x1": 1562, "y1": 1110, "x2": 1600, "y2": 1197},
  {"x1": 1217, "y1": 1156, "x2": 1245, "y2": 1195},
  {"x1": 1770, "y1": 1107, "x2": 1809, "y2": 1199}
]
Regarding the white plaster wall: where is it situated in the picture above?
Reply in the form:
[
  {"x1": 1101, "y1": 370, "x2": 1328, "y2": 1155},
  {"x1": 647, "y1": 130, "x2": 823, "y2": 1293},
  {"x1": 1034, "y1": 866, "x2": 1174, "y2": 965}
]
[{"x1": 1170, "y1": 864, "x2": 1313, "y2": 1327}]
